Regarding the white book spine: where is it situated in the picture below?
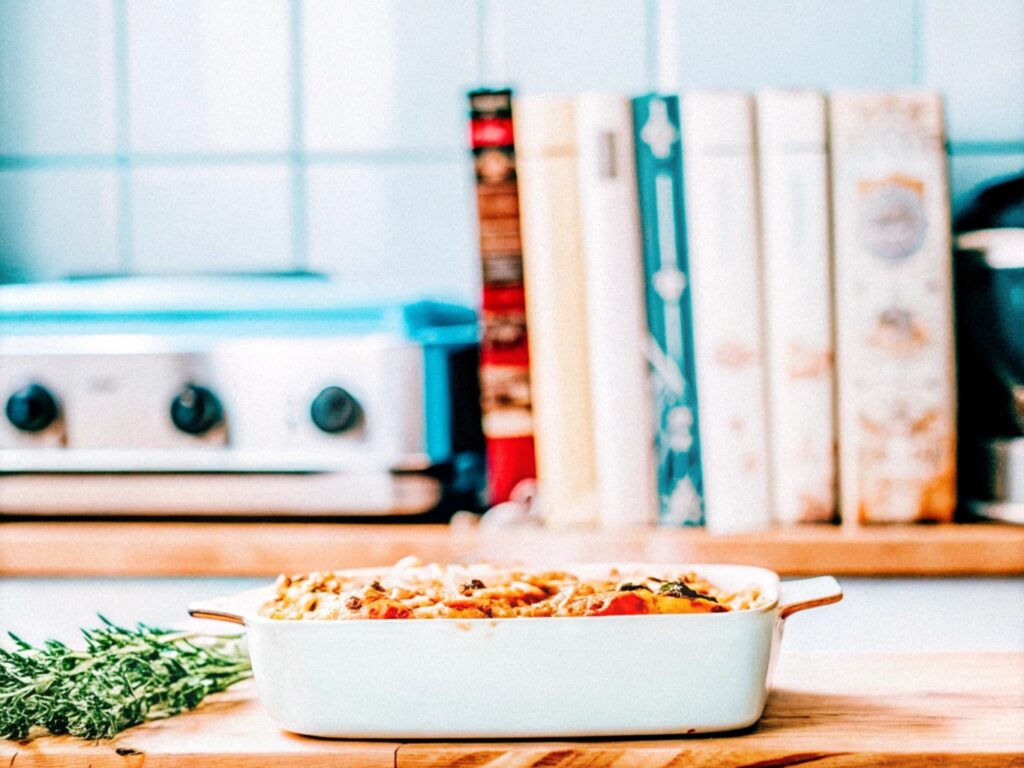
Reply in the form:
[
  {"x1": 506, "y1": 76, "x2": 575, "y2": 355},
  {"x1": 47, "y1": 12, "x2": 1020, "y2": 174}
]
[
  {"x1": 681, "y1": 91, "x2": 772, "y2": 534},
  {"x1": 830, "y1": 92, "x2": 956, "y2": 526},
  {"x1": 756, "y1": 90, "x2": 837, "y2": 525},
  {"x1": 575, "y1": 93, "x2": 659, "y2": 528},
  {"x1": 515, "y1": 96, "x2": 599, "y2": 527}
]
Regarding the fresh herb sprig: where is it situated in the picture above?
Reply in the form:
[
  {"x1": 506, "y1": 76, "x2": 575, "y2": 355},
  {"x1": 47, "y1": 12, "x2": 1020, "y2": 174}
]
[
  {"x1": 658, "y1": 581, "x2": 719, "y2": 602},
  {"x1": 0, "y1": 617, "x2": 251, "y2": 740}
]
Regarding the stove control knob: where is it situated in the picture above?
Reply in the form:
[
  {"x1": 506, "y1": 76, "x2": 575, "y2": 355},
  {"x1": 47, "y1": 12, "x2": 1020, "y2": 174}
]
[
  {"x1": 170, "y1": 384, "x2": 223, "y2": 435},
  {"x1": 311, "y1": 386, "x2": 361, "y2": 434},
  {"x1": 5, "y1": 383, "x2": 60, "y2": 433}
]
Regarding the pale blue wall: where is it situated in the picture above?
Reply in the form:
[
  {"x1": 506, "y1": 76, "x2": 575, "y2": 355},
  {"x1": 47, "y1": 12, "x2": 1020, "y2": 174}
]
[
  {"x1": 3, "y1": 576, "x2": 1022, "y2": 652},
  {"x1": 1, "y1": 0, "x2": 1022, "y2": 298}
]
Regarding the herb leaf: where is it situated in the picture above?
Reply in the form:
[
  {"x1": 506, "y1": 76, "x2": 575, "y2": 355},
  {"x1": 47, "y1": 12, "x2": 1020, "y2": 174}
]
[
  {"x1": 658, "y1": 581, "x2": 719, "y2": 603},
  {"x1": 0, "y1": 617, "x2": 251, "y2": 740}
]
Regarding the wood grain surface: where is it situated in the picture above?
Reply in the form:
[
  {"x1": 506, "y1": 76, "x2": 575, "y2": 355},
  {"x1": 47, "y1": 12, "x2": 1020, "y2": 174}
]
[
  {"x1": 1, "y1": 653, "x2": 1021, "y2": 768},
  {"x1": 0, "y1": 679, "x2": 398, "y2": 767},
  {"x1": 1, "y1": 521, "x2": 1022, "y2": 577},
  {"x1": 395, "y1": 652, "x2": 1024, "y2": 768}
]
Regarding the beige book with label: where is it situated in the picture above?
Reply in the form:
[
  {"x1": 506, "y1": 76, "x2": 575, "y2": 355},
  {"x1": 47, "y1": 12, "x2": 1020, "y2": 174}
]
[
  {"x1": 830, "y1": 92, "x2": 956, "y2": 525},
  {"x1": 515, "y1": 96, "x2": 598, "y2": 527}
]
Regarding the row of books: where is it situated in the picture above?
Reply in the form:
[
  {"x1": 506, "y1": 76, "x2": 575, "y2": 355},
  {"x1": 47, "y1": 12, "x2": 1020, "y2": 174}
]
[{"x1": 468, "y1": 88, "x2": 955, "y2": 531}]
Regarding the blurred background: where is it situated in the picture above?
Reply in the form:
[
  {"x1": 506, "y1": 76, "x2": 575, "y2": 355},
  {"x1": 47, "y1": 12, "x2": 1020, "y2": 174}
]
[
  {"x1": 1, "y1": 0, "x2": 1021, "y2": 291},
  {"x1": 0, "y1": 0, "x2": 1022, "y2": 657}
]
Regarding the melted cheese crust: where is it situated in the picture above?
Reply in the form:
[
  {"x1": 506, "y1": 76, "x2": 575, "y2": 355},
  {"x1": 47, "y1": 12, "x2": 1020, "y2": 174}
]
[{"x1": 259, "y1": 558, "x2": 765, "y2": 620}]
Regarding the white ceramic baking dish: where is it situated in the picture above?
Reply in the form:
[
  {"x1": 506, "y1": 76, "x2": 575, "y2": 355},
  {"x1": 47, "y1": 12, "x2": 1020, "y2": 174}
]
[{"x1": 189, "y1": 563, "x2": 841, "y2": 738}]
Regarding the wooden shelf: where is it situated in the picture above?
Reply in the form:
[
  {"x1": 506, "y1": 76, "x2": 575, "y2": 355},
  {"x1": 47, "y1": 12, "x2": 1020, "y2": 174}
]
[
  {"x1": 3, "y1": 653, "x2": 1022, "y2": 766},
  {"x1": 1, "y1": 520, "x2": 1021, "y2": 577}
]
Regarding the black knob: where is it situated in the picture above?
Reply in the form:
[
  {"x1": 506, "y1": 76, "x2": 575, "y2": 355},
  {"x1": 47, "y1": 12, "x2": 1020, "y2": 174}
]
[
  {"x1": 6, "y1": 383, "x2": 59, "y2": 433},
  {"x1": 311, "y1": 386, "x2": 361, "y2": 434},
  {"x1": 170, "y1": 384, "x2": 223, "y2": 435}
]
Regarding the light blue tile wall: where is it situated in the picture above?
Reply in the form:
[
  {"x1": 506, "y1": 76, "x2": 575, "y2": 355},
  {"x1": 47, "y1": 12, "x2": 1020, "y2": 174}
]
[
  {"x1": 126, "y1": 0, "x2": 293, "y2": 153},
  {"x1": 6, "y1": 577, "x2": 1024, "y2": 652},
  {"x1": 672, "y1": 0, "x2": 918, "y2": 90},
  {"x1": 302, "y1": 0, "x2": 479, "y2": 152},
  {"x1": 130, "y1": 165, "x2": 294, "y2": 273},
  {"x1": 0, "y1": 0, "x2": 1022, "y2": 294},
  {"x1": 0, "y1": 0, "x2": 118, "y2": 155},
  {"x1": 0, "y1": 168, "x2": 120, "y2": 282},
  {"x1": 496, "y1": 0, "x2": 651, "y2": 93},
  {"x1": 306, "y1": 161, "x2": 477, "y2": 301},
  {"x1": 922, "y1": 0, "x2": 1024, "y2": 144}
]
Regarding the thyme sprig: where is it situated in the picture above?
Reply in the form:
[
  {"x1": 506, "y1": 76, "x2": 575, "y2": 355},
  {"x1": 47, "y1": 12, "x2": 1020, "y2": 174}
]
[
  {"x1": 0, "y1": 616, "x2": 251, "y2": 740},
  {"x1": 658, "y1": 581, "x2": 719, "y2": 602}
]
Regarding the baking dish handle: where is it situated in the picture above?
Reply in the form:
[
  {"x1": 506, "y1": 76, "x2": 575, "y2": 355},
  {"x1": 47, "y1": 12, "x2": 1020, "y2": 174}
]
[
  {"x1": 777, "y1": 576, "x2": 843, "y2": 619},
  {"x1": 188, "y1": 598, "x2": 248, "y2": 626},
  {"x1": 188, "y1": 585, "x2": 274, "y2": 625}
]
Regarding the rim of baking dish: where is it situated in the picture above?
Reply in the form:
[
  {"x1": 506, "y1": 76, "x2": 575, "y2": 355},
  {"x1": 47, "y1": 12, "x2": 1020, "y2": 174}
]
[{"x1": 195, "y1": 563, "x2": 784, "y2": 626}]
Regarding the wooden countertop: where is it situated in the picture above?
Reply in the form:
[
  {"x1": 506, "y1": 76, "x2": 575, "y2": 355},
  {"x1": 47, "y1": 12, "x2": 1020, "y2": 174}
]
[
  {"x1": 1, "y1": 520, "x2": 1022, "y2": 577},
  {"x1": 3, "y1": 652, "x2": 1022, "y2": 767}
]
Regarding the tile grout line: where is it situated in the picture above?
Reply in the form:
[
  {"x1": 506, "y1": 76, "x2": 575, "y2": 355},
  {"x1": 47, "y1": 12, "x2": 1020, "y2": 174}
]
[
  {"x1": 288, "y1": 0, "x2": 309, "y2": 272},
  {"x1": 654, "y1": 0, "x2": 680, "y2": 93},
  {"x1": 644, "y1": 0, "x2": 658, "y2": 91},
  {"x1": 479, "y1": 0, "x2": 508, "y2": 85},
  {"x1": 1, "y1": 142, "x2": 1020, "y2": 169},
  {"x1": 911, "y1": 0, "x2": 924, "y2": 87},
  {"x1": 475, "y1": 0, "x2": 488, "y2": 84},
  {"x1": 950, "y1": 141, "x2": 1024, "y2": 156},
  {"x1": 489, "y1": 0, "x2": 504, "y2": 84},
  {"x1": 0, "y1": 150, "x2": 469, "y2": 168},
  {"x1": 112, "y1": 0, "x2": 134, "y2": 274}
]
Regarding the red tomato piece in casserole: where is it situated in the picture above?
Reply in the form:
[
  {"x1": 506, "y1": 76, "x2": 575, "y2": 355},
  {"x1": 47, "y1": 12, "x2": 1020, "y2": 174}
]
[
  {"x1": 583, "y1": 591, "x2": 651, "y2": 616},
  {"x1": 364, "y1": 599, "x2": 412, "y2": 619}
]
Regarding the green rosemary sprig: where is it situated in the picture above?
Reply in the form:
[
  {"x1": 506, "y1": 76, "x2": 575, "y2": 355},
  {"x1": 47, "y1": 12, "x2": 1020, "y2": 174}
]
[{"x1": 0, "y1": 616, "x2": 251, "y2": 740}]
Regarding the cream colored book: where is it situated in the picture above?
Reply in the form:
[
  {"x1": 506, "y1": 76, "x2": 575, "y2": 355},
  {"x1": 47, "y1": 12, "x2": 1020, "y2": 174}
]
[
  {"x1": 515, "y1": 96, "x2": 598, "y2": 527},
  {"x1": 830, "y1": 92, "x2": 956, "y2": 525},
  {"x1": 575, "y1": 93, "x2": 658, "y2": 528},
  {"x1": 681, "y1": 91, "x2": 772, "y2": 534},
  {"x1": 756, "y1": 90, "x2": 836, "y2": 524}
]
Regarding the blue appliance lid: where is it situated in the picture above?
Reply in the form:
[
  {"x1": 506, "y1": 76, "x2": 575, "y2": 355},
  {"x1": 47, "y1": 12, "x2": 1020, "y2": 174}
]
[{"x1": 0, "y1": 274, "x2": 479, "y2": 344}]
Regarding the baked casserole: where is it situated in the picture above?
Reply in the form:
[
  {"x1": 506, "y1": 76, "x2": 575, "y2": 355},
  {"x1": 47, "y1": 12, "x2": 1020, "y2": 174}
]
[{"x1": 260, "y1": 557, "x2": 766, "y2": 620}]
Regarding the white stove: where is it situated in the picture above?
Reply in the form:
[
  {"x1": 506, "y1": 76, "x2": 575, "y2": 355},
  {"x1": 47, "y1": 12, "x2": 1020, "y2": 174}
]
[{"x1": 0, "y1": 275, "x2": 481, "y2": 515}]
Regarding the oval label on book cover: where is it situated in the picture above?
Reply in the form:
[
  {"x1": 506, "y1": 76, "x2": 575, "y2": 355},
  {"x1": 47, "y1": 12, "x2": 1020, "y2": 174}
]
[{"x1": 856, "y1": 177, "x2": 927, "y2": 262}]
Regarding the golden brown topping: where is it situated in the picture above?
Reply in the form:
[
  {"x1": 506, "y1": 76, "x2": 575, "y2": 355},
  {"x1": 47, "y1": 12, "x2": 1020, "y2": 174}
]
[{"x1": 258, "y1": 562, "x2": 765, "y2": 621}]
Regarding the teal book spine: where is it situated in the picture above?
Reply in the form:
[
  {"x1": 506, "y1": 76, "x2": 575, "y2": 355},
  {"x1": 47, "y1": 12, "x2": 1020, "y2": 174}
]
[{"x1": 631, "y1": 94, "x2": 705, "y2": 526}]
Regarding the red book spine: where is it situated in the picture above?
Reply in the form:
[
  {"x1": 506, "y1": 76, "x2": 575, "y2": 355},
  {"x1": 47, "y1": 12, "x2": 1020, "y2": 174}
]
[{"x1": 468, "y1": 89, "x2": 536, "y2": 504}]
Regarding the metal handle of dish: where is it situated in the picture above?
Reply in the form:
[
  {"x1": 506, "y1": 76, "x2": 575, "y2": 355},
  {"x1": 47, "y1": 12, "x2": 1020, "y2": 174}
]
[
  {"x1": 188, "y1": 598, "x2": 247, "y2": 626},
  {"x1": 777, "y1": 576, "x2": 843, "y2": 619},
  {"x1": 189, "y1": 585, "x2": 275, "y2": 624}
]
